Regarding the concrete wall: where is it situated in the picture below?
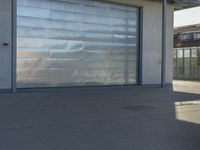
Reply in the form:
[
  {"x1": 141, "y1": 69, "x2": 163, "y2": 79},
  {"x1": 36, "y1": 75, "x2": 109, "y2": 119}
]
[
  {"x1": 0, "y1": 0, "x2": 12, "y2": 90},
  {"x1": 105, "y1": 0, "x2": 174, "y2": 84}
]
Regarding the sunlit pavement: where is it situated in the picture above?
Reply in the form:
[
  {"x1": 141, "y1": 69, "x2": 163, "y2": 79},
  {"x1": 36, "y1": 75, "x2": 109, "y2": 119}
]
[
  {"x1": 0, "y1": 81, "x2": 200, "y2": 150},
  {"x1": 173, "y1": 80, "x2": 200, "y2": 94},
  {"x1": 174, "y1": 80, "x2": 200, "y2": 125}
]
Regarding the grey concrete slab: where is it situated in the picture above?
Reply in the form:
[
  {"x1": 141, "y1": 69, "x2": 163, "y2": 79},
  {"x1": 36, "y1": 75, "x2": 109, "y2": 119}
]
[{"x1": 0, "y1": 81, "x2": 200, "y2": 150}]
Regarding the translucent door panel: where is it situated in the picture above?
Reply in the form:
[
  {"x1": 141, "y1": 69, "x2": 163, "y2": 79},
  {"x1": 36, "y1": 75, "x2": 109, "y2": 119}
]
[{"x1": 17, "y1": 0, "x2": 139, "y2": 88}]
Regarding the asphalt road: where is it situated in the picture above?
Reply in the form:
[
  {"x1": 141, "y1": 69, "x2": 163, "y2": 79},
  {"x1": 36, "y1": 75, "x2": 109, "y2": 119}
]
[{"x1": 0, "y1": 81, "x2": 199, "y2": 150}]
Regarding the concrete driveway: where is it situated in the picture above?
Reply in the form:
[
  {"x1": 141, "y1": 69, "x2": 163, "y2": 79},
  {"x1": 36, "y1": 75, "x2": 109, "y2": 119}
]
[{"x1": 0, "y1": 81, "x2": 200, "y2": 150}]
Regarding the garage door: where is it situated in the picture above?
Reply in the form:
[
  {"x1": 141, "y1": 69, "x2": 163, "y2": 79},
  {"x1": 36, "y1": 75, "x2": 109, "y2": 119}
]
[{"x1": 17, "y1": 0, "x2": 139, "y2": 88}]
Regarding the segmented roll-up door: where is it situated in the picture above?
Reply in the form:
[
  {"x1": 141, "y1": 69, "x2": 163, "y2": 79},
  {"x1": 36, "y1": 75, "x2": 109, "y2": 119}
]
[{"x1": 17, "y1": 0, "x2": 139, "y2": 88}]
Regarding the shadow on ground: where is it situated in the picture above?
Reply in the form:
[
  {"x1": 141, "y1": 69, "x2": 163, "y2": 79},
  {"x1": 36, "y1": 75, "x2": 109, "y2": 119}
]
[{"x1": 0, "y1": 82, "x2": 199, "y2": 150}]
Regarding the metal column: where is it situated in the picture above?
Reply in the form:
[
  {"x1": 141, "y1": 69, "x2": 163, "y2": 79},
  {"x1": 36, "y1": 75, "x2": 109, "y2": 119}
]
[
  {"x1": 12, "y1": 0, "x2": 17, "y2": 93},
  {"x1": 161, "y1": 0, "x2": 167, "y2": 87}
]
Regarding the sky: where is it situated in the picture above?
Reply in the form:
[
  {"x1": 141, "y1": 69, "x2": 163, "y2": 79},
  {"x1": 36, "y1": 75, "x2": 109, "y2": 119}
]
[{"x1": 174, "y1": 6, "x2": 200, "y2": 27}]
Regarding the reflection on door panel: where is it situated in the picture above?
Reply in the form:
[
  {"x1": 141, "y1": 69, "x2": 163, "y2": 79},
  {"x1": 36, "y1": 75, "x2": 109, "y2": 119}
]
[{"x1": 17, "y1": 0, "x2": 139, "y2": 88}]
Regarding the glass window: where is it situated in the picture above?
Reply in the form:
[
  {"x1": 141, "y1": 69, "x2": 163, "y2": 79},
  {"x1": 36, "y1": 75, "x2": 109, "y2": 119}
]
[
  {"x1": 177, "y1": 49, "x2": 183, "y2": 58},
  {"x1": 194, "y1": 33, "x2": 200, "y2": 40},
  {"x1": 180, "y1": 34, "x2": 191, "y2": 41},
  {"x1": 192, "y1": 49, "x2": 198, "y2": 58},
  {"x1": 184, "y1": 49, "x2": 190, "y2": 58}
]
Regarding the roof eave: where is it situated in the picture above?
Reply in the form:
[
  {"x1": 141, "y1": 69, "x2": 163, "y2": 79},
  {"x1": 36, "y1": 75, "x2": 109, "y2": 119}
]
[{"x1": 174, "y1": 0, "x2": 200, "y2": 10}]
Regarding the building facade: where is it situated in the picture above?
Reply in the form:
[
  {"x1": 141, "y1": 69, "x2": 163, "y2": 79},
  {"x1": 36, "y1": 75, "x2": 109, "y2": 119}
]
[
  {"x1": 174, "y1": 24, "x2": 200, "y2": 48},
  {"x1": 0, "y1": 0, "x2": 180, "y2": 91},
  {"x1": 174, "y1": 24, "x2": 200, "y2": 81}
]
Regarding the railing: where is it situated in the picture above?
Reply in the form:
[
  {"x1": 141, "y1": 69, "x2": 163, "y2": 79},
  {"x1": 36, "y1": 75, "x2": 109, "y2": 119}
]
[{"x1": 173, "y1": 47, "x2": 200, "y2": 81}]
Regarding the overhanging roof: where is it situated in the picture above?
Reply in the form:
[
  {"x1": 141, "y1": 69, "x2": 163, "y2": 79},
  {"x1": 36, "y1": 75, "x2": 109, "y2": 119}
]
[
  {"x1": 174, "y1": 0, "x2": 200, "y2": 10},
  {"x1": 151, "y1": 0, "x2": 200, "y2": 10},
  {"x1": 174, "y1": 24, "x2": 200, "y2": 34}
]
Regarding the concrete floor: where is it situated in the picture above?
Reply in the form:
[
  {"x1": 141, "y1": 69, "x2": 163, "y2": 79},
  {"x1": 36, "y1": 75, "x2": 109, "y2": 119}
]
[{"x1": 0, "y1": 81, "x2": 200, "y2": 150}]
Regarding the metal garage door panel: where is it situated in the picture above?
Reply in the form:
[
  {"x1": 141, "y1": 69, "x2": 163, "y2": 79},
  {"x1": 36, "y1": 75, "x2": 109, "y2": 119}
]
[{"x1": 17, "y1": 0, "x2": 139, "y2": 88}]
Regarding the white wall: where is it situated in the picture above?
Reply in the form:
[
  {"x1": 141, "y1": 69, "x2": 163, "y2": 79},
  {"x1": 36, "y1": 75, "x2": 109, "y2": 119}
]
[{"x1": 105, "y1": 0, "x2": 174, "y2": 84}]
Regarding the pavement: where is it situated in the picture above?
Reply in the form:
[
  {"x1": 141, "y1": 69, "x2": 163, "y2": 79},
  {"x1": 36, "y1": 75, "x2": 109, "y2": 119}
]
[
  {"x1": 0, "y1": 81, "x2": 200, "y2": 150},
  {"x1": 173, "y1": 80, "x2": 200, "y2": 94}
]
